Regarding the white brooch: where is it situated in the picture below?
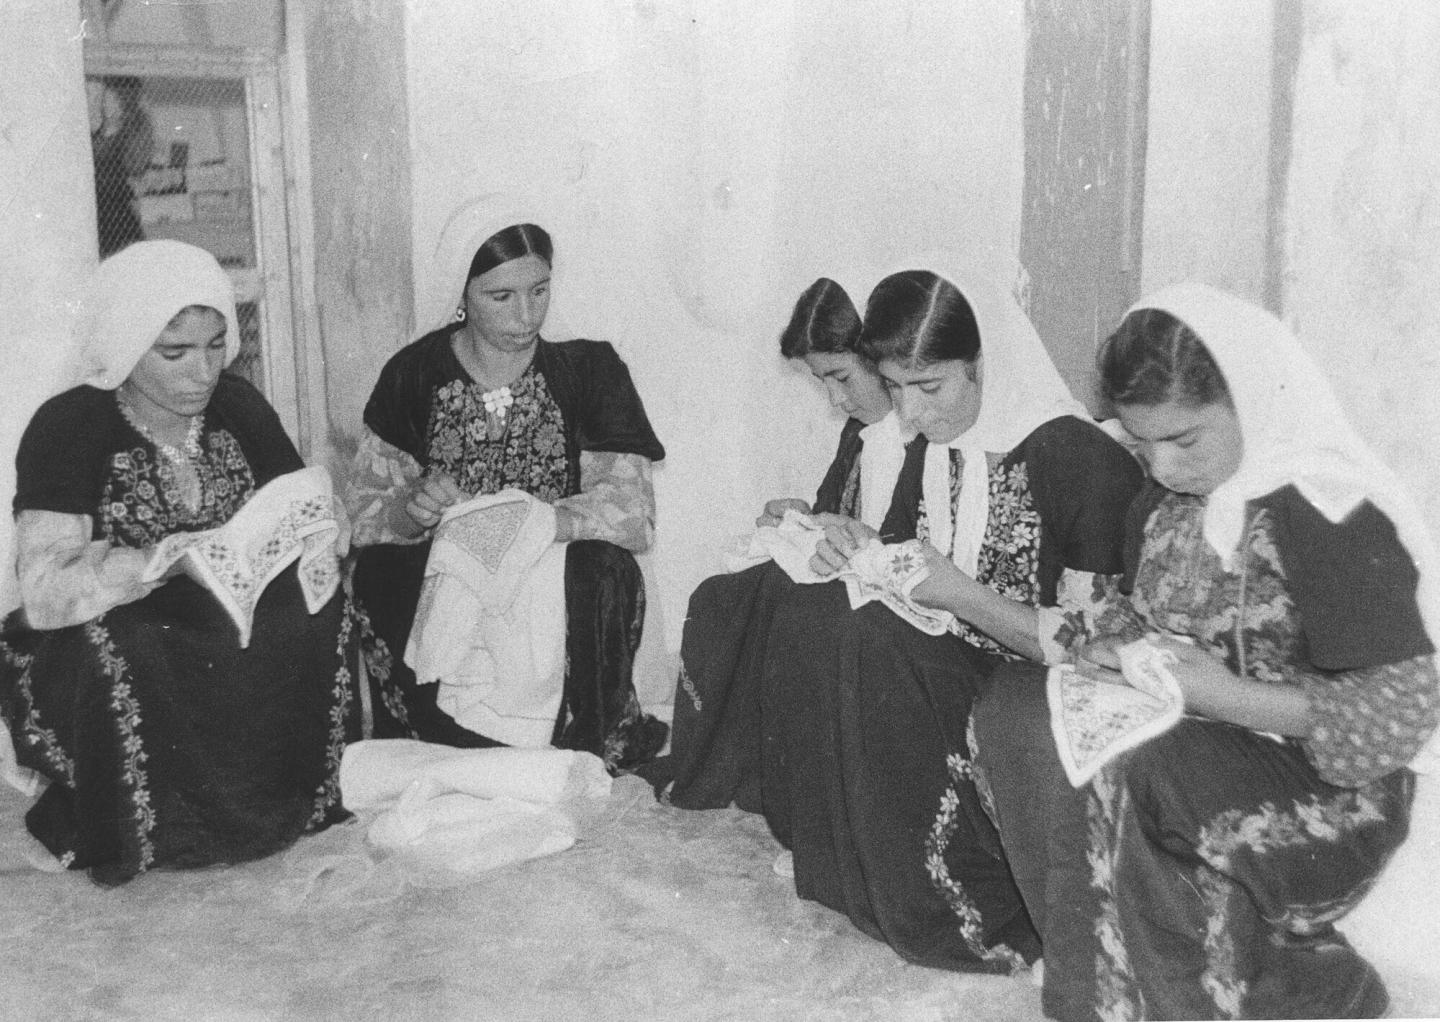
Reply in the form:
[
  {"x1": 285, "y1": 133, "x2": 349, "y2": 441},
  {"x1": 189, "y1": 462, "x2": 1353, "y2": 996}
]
[{"x1": 481, "y1": 386, "x2": 515, "y2": 420}]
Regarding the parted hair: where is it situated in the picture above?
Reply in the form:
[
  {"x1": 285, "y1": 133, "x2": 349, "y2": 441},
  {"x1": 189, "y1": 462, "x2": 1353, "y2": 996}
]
[
  {"x1": 858, "y1": 270, "x2": 981, "y2": 371},
  {"x1": 467, "y1": 223, "x2": 554, "y2": 283},
  {"x1": 1098, "y1": 307, "x2": 1232, "y2": 408},
  {"x1": 779, "y1": 278, "x2": 863, "y2": 358}
]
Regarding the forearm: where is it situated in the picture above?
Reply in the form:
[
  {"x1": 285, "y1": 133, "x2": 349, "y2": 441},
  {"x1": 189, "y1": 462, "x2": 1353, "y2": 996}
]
[
  {"x1": 931, "y1": 575, "x2": 1043, "y2": 661},
  {"x1": 1182, "y1": 673, "x2": 1313, "y2": 736},
  {"x1": 346, "y1": 428, "x2": 428, "y2": 546},
  {"x1": 15, "y1": 510, "x2": 154, "y2": 629},
  {"x1": 554, "y1": 451, "x2": 656, "y2": 551}
]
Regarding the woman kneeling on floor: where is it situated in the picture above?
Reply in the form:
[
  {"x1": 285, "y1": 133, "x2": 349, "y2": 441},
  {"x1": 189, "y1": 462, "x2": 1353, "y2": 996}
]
[{"x1": 974, "y1": 284, "x2": 1440, "y2": 1019}]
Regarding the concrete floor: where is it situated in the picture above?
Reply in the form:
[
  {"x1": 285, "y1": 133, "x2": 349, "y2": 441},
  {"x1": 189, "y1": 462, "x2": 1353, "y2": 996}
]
[{"x1": 0, "y1": 775, "x2": 1046, "y2": 1022}]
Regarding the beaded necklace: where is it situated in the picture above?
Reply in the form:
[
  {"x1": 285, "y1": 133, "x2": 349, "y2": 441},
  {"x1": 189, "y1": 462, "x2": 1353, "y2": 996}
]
[{"x1": 116, "y1": 392, "x2": 206, "y2": 513}]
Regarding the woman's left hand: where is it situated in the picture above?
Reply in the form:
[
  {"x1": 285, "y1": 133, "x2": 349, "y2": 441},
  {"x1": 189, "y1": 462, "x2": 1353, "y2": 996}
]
[
  {"x1": 1146, "y1": 634, "x2": 1238, "y2": 706},
  {"x1": 907, "y1": 543, "x2": 974, "y2": 611},
  {"x1": 808, "y1": 514, "x2": 878, "y2": 576}
]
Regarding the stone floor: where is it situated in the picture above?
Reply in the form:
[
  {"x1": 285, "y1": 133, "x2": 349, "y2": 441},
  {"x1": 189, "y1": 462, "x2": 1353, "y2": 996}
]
[{"x1": 0, "y1": 776, "x2": 1046, "y2": 1022}]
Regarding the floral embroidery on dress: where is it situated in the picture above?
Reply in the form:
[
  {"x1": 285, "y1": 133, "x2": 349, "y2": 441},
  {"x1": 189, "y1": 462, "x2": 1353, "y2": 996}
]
[
  {"x1": 101, "y1": 427, "x2": 255, "y2": 548},
  {"x1": 924, "y1": 751, "x2": 1028, "y2": 973},
  {"x1": 88, "y1": 620, "x2": 155, "y2": 873},
  {"x1": 1087, "y1": 766, "x2": 1145, "y2": 1022},
  {"x1": 426, "y1": 365, "x2": 571, "y2": 501},
  {"x1": 837, "y1": 456, "x2": 863, "y2": 520},
  {"x1": 0, "y1": 635, "x2": 74, "y2": 784},
  {"x1": 310, "y1": 593, "x2": 354, "y2": 827}
]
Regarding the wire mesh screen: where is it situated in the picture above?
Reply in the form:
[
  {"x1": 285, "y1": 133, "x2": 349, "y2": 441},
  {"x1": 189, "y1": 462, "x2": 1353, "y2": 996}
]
[{"x1": 86, "y1": 72, "x2": 266, "y2": 395}]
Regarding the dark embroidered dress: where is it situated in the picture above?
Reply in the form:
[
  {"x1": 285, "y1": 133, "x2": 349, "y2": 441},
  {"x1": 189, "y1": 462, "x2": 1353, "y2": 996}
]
[
  {"x1": 974, "y1": 483, "x2": 1437, "y2": 1019},
  {"x1": 668, "y1": 416, "x2": 1142, "y2": 971},
  {"x1": 0, "y1": 375, "x2": 354, "y2": 885},
  {"x1": 352, "y1": 329, "x2": 668, "y2": 770}
]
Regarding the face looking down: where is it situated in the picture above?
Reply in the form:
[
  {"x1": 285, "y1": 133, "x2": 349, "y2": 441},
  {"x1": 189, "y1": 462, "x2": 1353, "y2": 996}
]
[
  {"x1": 120, "y1": 305, "x2": 228, "y2": 426},
  {"x1": 802, "y1": 352, "x2": 892, "y2": 425},
  {"x1": 876, "y1": 355, "x2": 984, "y2": 445},
  {"x1": 463, "y1": 254, "x2": 552, "y2": 355},
  {"x1": 1117, "y1": 398, "x2": 1245, "y2": 496}
]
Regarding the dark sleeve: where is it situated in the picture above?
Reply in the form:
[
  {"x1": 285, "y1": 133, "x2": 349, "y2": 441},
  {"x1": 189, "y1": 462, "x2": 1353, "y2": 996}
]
[
  {"x1": 812, "y1": 417, "x2": 866, "y2": 515},
  {"x1": 210, "y1": 373, "x2": 304, "y2": 487},
  {"x1": 877, "y1": 434, "x2": 929, "y2": 543},
  {"x1": 571, "y1": 341, "x2": 665, "y2": 461},
  {"x1": 1261, "y1": 485, "x2": 1433, "y2": 670},
  {"x1": 13, "y1": 388, "x2": 119, "y2": 519},
  {"x1": 1022, "y1": 416, "x2": 1147, "y2": 606},
  {"x1": 361, "y1": 333, "x2": 446, "y2": 463}
]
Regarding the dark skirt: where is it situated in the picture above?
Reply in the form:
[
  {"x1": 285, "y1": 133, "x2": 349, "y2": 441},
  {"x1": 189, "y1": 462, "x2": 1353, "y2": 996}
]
[
  {"x1": 352, "y1": 538, "x2": 667, "y2": 773},
  {"x1": 0, "y1": 567, "x2": 354, "y2": 886},
  {"x1": 974, "y1": 665, "x2": 1410, "y2": 1020},
  {"x1": 663, "y1": 566, "x2": 1039, "y2": 972}
]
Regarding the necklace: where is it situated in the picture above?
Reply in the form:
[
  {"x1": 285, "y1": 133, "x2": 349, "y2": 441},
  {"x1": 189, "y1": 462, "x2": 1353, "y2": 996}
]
[{"x1": 116, "y1": 393, "x2": 205, "y2": 513}]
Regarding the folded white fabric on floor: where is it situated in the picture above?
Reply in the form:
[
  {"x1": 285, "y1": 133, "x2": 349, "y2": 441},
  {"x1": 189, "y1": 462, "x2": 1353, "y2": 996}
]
[
  {"x1": 340, "y1": 739, "x2": 611, "y2": 812},
  {"x1": 340, "y1": 740, "x2": 612, "y2": 881}
]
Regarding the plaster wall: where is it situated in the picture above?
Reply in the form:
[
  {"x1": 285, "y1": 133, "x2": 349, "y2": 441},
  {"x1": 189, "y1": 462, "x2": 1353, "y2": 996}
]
[
  {"x1": 401, "y1": 0, "x2": 1026, "y2": 688},
  {"x1": 0, "y1": 3, "x2": 97, "y2": 611}
]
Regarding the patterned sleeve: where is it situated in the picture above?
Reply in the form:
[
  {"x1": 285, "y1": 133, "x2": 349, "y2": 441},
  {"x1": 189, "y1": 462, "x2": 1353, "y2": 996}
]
[
  {"x1": 1037, "y1": 568, "x2": 1148, "y2": 664},
  {"x1": 345, "y1": 427, "x2": 427, "y2": 547},
  {"x1": 14, "y1": 510, "x2": 156, "y2": 629},
  {"x1": 554, "y1": 451, "x2": 655, "y2": 552},
  {"x1": 1300, "y1": 654, "x2": 1440, "y2": 787},
  {"x1": 1266, "y1": 488, "x2": 1439, "y2": 785}
]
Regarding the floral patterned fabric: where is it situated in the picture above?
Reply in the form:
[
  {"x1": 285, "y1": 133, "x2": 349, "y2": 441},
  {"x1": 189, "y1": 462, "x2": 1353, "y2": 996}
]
[{"x1": 100, "y1": 427, "x2": 255, "y2": 547}]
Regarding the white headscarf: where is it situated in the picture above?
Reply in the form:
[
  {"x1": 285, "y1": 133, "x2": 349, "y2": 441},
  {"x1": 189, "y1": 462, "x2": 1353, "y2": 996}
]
[
  {"x1": 892, "y1": 259, "x2": 1089, "y2": 574},
  {"x1": 1129, "y1": 285, "x2": 1440, "y2": 719},
  {"x1": 422, "y1": 194, "x2": 576, "y2": 342},
  {"x1": 74, "y1": 240, "x2": 240, "y2": 390}
]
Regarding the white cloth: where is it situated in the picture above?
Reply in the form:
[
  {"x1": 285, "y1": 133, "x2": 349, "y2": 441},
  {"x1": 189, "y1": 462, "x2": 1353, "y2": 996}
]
[
  {"x1": 856, "y1": 411, "x2": 912, "y2": 532},
  {"x1": 908, "y1": 261, "x2": 1089, "y2": 574},
  {"x1": 1133, "y1": 285, "x2": 1440, "y2": 772},
  {"x1": 140, "y1": 466, "x2": 342, "y2": 648},
  {"x1": 728, "y1": 510, "x2": 952, "y2": 635},
  {"x1": 339, "y1": 740, "x2": 610, "y2": 883},
  {"x1": 404, "y1": 490, "x2": 567, "y2": 747},
  {"x1": 73, "y1": 239, "x2": 240, "y2": 389},
  {"x1": 422, "y1": 194, "x2": 578, "y2": 341}
]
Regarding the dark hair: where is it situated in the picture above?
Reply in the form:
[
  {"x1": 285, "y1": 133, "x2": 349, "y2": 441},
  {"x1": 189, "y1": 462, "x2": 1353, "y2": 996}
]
[
  {"x1": 466, "y1": 223, "x2": 554, "y2": 283},
  {"x1": 859, "y1": 270, "x2": 980, "y2": 370},
  {"x1": 779, "y1": 278, "x2": 862, "y2": 358},
  {"x1": 1097, "y1": 308, "x2": 1231, "y2": 408}
]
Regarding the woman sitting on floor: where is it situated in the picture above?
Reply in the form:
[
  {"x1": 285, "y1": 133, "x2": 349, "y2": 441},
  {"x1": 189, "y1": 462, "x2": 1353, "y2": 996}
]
[
  {"x1": 348, "y1": 197, "x2": 668, "y2": 772},
  {"x1": 0, "y1": 240, "x2": 353, "y2": 885},
  {"x1": 973, "y1": 284, "x2": 1440, "y2": 1019},
  {"x1": 670, "y1": 262, "x2": 1143, "y2": 972},
  {"x1": 659, "y1": 275, "x2": 905, "y2": 808}
]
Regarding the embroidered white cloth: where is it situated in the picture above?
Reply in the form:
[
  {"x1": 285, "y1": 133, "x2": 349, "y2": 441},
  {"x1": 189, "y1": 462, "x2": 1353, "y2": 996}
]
[
  {"x1": 340, "y1": 740, "x2": 610, "y2": 883},
  {"x1": 1047, "y1": 638, "x2": 1186, "y2": 787},
  {"x1": 405, "y1": 490, "x2": 567, "y2": 748},
  {"x1": 727, "y1": 510, "x2": 952, "y2": 635},
  {"x1": 140, "y1": 466, "x2": 342, "y2": 648}
]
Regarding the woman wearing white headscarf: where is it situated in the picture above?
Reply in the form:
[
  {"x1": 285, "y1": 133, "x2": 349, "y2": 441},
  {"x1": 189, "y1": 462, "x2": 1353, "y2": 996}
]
[
  {"x1": 745, "y1": 265, "x2": 1143, "y2": 972},
  {"x1": 0, "y1": 240, "x2": 353, "y2": 885},
  {"x1": 974, "y1": 284, "x2": 1440, "y2": 1019},
  {"x1": 347, "y1": 197, "x2": 668, "y2": 771},
  {"x1": 657, "y1": 275, "x2": 906, "y2": 807}
]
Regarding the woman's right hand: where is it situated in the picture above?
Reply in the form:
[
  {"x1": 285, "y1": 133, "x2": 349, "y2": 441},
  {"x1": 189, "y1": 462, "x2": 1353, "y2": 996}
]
[
  {"x1": 403, "y1": 473, "x2": 467, "y2": 533},
  {"x1": 808, "y1": 514, "x2": 878, "y2": 577},
  {"x1": 1074, "y1": 637, "x2": 1125, "y2": 682},
  {"x1": 756, "y1": 497, "x2": 811, "y2": 528}
]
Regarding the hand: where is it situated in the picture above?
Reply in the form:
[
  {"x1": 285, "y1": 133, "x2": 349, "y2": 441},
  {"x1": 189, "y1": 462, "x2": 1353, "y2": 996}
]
[
  {"x1": 757, "y1": 497, "x2": 811, "y2": 529},
  {"x1": 404, "y1": 473, "x2": 467, "y2": 532},
  {"x1": 1144, "y1": 634, "x2": 1236, "y2": 708},
  {"x1": 1076, "y1": 637, "x2": 1125, "y2": 672},
  {"x1": 807, "y1": 514, "x2": 878, "y2": 576}
]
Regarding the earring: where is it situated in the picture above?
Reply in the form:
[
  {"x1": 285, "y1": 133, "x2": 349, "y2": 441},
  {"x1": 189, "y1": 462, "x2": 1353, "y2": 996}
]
[{"x1": 455, "y1": 304, "x2": 467, "y2": 322}]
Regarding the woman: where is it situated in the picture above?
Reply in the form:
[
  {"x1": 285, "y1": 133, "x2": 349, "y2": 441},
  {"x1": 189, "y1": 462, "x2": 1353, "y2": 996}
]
[
  {"x1": 973, "y1": 284, "x2": 1440, "y2": 1019},
  {"x1": 348, "y1": 198, "x2": 668, "y2": 772},
  {"x1": 699, "y1": 265, "x2": 1142, "y2": 971},
  {"x1": 658, "y1": 275, "x2": 905, "y2": 808},
  {"x1": 0, "y1": 241, "x2": 354, "y2": 885}
]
